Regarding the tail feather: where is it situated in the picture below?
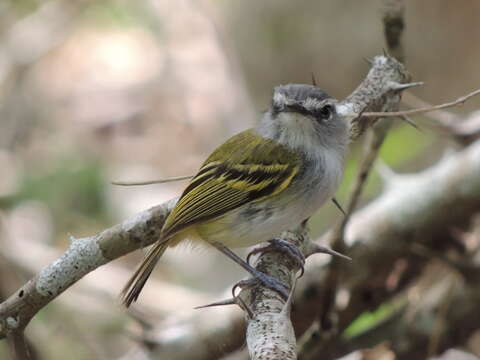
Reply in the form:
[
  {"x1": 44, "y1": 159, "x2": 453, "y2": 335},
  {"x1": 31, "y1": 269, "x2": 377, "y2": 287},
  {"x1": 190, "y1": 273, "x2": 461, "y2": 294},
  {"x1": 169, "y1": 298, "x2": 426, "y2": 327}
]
[{"x1": 121, "y1": 241, "x2": 169, "y2": 307}]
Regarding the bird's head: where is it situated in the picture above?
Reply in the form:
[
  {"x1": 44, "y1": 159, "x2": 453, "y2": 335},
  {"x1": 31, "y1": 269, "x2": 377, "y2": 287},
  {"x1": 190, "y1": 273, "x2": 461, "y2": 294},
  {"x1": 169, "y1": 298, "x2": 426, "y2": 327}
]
[{"x1": 258, "y1": 84, "x2": 349, "y2": 153}]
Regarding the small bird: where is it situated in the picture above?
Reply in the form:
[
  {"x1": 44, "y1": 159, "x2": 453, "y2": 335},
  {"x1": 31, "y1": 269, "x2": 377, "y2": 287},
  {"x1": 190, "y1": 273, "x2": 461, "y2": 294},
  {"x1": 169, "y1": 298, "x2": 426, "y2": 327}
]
[{"x1": 121, "y1": 84, "x2": 351, "y2": 307}]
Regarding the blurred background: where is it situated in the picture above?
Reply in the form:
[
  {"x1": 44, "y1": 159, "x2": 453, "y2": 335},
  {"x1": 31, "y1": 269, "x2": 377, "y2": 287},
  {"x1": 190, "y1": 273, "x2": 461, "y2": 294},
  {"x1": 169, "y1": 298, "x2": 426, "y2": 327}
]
[{"x1": 0, "y1": 0, "x2": 479, "y2": 359}]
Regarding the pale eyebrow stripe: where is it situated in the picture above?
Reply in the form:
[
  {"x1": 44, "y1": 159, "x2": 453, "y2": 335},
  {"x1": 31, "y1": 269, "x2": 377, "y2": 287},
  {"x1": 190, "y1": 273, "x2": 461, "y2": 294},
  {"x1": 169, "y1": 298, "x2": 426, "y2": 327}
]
[{"x1": 303, "y1": 98, "x2": 329, "y2": 112}]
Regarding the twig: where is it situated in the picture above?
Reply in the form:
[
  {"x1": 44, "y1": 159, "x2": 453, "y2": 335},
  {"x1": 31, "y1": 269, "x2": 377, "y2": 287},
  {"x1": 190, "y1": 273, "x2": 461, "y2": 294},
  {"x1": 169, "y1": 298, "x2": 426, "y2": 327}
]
[
  {"x1": 402, "y1": 92, "x2": 459, "y2": 125},
  {"x1": 363, "y1": 88, "x2": 480, "y2": 118},
  {"x1": 111, "y1": 175, "x2": 193, "y2": 186},
  {"x1": 402, "y1": 91, "x2": 480, "y2": 145}
]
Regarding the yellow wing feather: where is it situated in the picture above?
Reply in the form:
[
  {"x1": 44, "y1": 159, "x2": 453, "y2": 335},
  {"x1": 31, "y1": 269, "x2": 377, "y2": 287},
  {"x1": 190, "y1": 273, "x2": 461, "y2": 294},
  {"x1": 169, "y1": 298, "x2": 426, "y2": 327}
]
[{"x1": 161, "y1": 129, "x2": 301, "y2": 239}]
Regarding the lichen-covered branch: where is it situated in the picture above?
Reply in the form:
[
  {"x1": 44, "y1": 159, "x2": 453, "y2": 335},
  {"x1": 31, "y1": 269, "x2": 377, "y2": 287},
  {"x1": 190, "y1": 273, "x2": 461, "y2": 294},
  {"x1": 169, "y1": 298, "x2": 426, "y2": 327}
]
[
  {"x1": 0, "y1": 199, "x2": 177, "y2": 338},
  {"x1": 241, "y1": 226, "x2": 308, "y2": 360}
]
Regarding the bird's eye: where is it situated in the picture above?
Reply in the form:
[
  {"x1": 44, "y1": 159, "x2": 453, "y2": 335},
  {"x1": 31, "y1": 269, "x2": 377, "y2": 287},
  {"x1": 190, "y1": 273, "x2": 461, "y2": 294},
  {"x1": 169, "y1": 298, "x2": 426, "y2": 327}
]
[{"x1": 316, "y1": 104, "x2": 333, "y2": 120}]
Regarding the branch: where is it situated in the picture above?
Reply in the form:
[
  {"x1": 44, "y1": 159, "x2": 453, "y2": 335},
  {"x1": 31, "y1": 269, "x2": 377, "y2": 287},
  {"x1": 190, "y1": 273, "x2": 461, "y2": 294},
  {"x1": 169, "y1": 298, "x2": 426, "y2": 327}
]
[
  {"x1": 402, "y1": 91, "x2": 480, "y2": 145},
  {"x1": 238, "y1": 224, "x2": 336, "y2": 360},
  {"x1": 299, "y1": 138, "x2": 480, "y2": 358},
  {"x1": 337, "y1": 58, "x2": 411, "y2": 141},
  {"x1": 1, "y1": 230, "x2": 211, "y2": 313},
  {"x1": 363, "y1": 88, "x2": 480, "y2": 118},
  {"x1": 0, "y1": 199, "x2": 177, "y2": 338}
]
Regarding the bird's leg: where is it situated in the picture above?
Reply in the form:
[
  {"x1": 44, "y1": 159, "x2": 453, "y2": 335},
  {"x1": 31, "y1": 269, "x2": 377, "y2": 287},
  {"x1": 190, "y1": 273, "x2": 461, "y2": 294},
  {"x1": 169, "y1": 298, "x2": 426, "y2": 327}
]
[
  {"x1": 247, "y1": 238, "x2": 306, "y2": 276},
  {"x1": 210, "y1": 241, "x2": 290, "y2": 299}
]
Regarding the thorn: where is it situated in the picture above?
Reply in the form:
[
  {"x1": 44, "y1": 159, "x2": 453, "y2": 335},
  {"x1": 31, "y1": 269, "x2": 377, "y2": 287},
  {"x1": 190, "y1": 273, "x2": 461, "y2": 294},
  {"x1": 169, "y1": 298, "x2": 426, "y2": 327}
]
[
  {"x1": 194, "y1": 297, "x2": 237, "y2": 310},
  {"x1": 399, "y1": 114, "x2": 421, "y2": 131},
  {"x1": 312, "y1": 244, "x2": 352, "y2": 261},
  {"x1": 331, "y1": 198, "x2": 346, "y2": 216},
  {"x1": 311, "y1": 72, "x2": 317, "y2": 86},
  {"x1": 389, "y1": 81, "x2": 424, "y2": 92}
]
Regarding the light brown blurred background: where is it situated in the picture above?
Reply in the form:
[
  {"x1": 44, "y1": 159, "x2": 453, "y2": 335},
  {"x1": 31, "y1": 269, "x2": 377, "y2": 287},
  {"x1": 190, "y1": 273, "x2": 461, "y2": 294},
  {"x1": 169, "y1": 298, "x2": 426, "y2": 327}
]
[{"x1": 0, "y1": 0, "x2": 479, "y2": 358}]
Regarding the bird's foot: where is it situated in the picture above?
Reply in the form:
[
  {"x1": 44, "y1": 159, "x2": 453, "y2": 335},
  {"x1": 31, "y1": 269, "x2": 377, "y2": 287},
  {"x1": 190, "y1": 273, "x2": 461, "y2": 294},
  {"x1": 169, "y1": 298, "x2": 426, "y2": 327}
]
[
  {"x1": 247, "y1": 238, "x2": 306, "y2": 276},
  {"x1": 233, "y1": 270, "x2": 290, "y2": 300}
]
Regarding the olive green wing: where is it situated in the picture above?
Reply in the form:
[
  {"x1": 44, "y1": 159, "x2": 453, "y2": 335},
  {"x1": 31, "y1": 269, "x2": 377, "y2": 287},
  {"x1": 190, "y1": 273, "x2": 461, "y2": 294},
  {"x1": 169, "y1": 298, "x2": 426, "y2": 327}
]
[{"x1": 161, "y1": 129, "x2": 301, "y2": 239}]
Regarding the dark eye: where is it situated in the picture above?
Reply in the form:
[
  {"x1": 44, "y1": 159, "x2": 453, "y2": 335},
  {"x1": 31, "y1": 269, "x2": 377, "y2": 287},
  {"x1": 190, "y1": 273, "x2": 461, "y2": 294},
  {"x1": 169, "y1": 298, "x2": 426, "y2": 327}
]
[{"x1": 317, "y1": 104, "x2": 333, "y2": 120}]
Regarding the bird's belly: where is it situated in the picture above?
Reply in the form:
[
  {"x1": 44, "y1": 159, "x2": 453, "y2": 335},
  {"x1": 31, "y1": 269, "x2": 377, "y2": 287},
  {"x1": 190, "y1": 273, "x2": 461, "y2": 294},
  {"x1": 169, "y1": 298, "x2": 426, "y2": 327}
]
[
  {"x1": 195, "y1": 204, "x2": 304, "y2": 248},
  {"x1": 195, "y1": 187, "x2": 334, "y2": 248}
]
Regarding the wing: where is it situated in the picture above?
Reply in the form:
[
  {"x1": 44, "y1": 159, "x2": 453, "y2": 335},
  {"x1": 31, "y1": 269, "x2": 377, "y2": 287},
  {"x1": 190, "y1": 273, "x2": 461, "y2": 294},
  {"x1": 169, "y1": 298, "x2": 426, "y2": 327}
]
[{"x1": 161, "y1": 129, "x2": 301, "y2": 239}]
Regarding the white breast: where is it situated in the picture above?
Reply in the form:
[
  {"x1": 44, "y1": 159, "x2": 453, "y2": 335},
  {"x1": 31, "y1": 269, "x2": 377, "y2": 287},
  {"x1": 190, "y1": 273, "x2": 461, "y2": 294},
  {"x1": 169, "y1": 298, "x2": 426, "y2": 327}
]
[{"x1": 297, "y1": 146, "x2": 344, "y2": 220}]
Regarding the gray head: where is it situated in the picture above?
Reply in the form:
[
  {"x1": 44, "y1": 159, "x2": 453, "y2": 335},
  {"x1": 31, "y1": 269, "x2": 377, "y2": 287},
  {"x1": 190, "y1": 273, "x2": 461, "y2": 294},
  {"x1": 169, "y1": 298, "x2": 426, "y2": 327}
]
[
  {"x1": 271, "y1": 84, "x2": 332, "y2": 119},
  {"x1": 257, "y1": 84, "x2": 349, "y2": 154}
]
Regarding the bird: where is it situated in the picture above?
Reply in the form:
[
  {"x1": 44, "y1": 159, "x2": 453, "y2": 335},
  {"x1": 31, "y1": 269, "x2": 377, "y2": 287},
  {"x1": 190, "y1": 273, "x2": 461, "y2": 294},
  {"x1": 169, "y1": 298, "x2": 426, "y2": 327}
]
[{"x1": 121, "y1": 84, "x2": 351, "y2": 307}]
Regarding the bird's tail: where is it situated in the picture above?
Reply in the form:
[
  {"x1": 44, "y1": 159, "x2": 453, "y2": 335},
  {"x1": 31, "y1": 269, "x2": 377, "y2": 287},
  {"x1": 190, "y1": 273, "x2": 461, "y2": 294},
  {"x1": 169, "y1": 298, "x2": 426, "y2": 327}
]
[{"x1": 121, "y1": 240, "x2": 169, "y2": 307}]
